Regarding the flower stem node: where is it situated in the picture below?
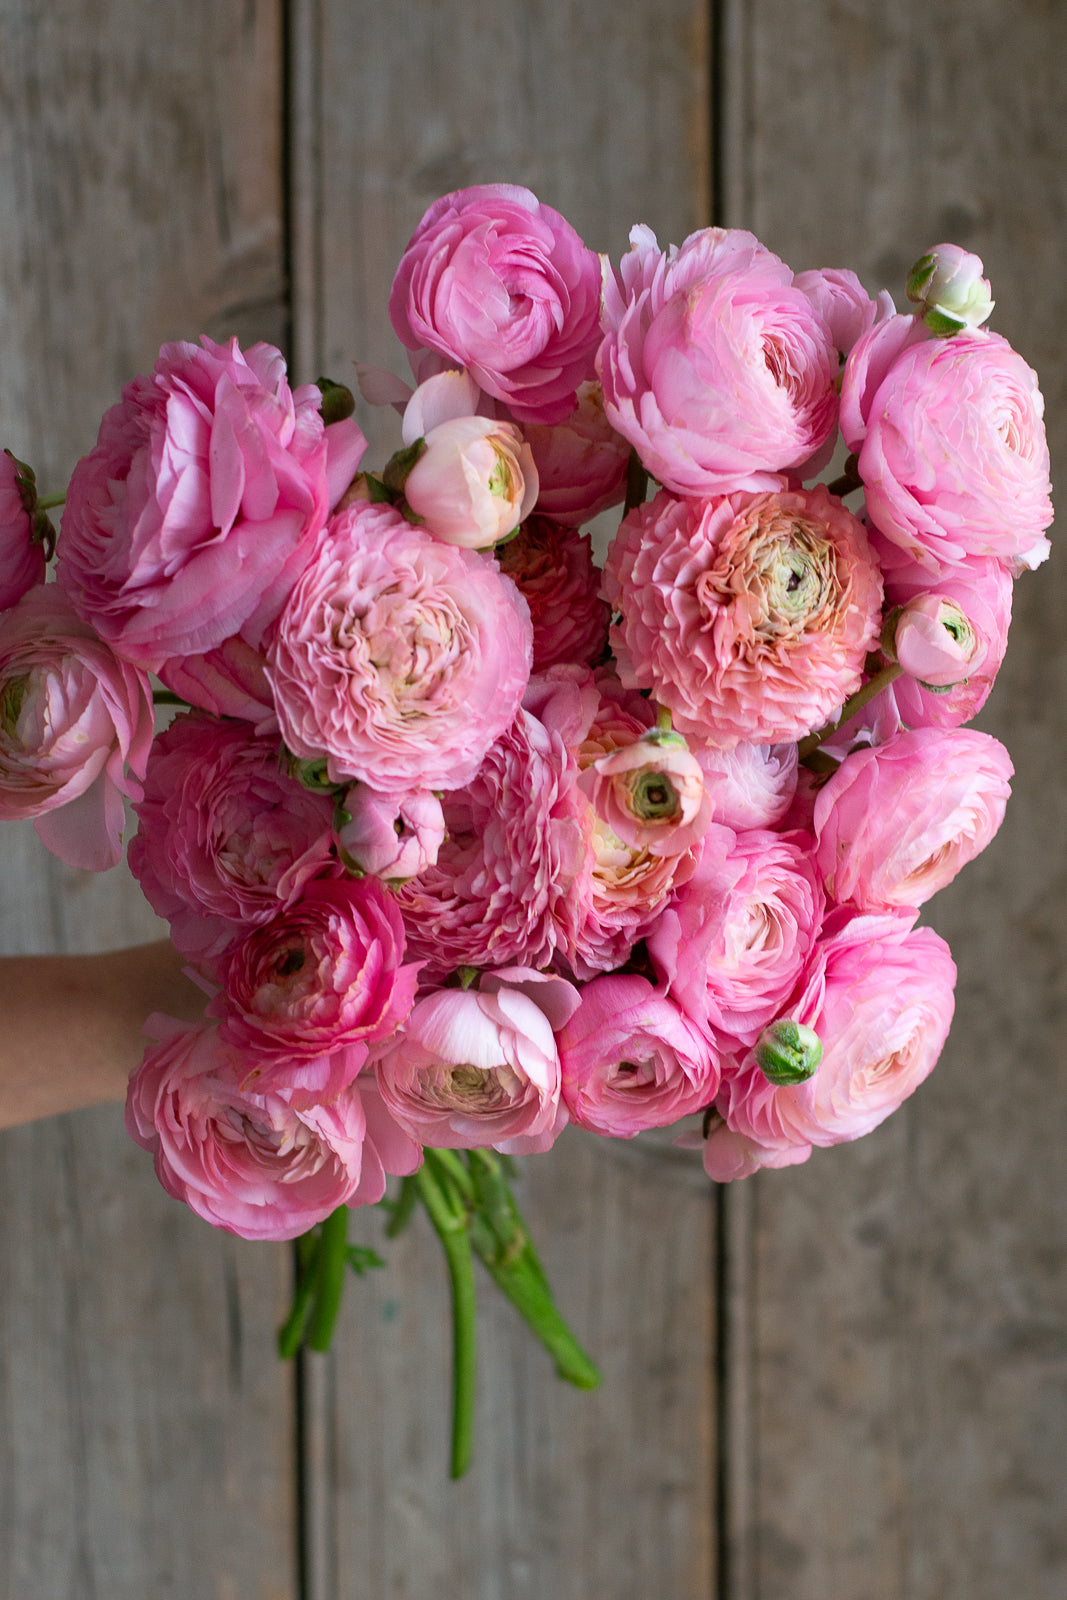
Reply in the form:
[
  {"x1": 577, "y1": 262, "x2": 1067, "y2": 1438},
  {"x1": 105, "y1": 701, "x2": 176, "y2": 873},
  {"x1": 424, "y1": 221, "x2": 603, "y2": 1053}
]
[{"x1": 754, "y1": 1018, "x2": 823, "y2": 1085}]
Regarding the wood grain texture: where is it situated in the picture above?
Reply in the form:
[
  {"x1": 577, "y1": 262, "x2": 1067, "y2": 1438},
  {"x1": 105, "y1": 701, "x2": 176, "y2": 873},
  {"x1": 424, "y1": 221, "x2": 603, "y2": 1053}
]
[
  {"x1": 720, "y1": 3, "x2": 1067, "y2": 1596},
  {"x1": 288, "y1": 2, "x2": 718, "y2": 1592},
  {"x1": 0, "y1": 5, "x2": 296, "y2": 1595}
]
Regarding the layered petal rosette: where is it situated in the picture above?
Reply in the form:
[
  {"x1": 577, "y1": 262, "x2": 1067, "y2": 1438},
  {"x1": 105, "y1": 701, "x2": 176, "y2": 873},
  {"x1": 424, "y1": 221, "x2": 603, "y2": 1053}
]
[
  {"x1": 373, "y1": 969, "x2": 578, "y2": 1154},
  {"x1": 605, "y1": 484, "x2": 882, "y2": 747},
  {"x1": 695, "y1": 740, "x2": 798, "y2": 830},
  {"x1": 0, "y1": 585, "x2": 153, "y2": 870},
  {"x1": 557, "y1": 973, "x2": 721, "y2": 1136},
  {"x1": 496, "y1": 516, "x2": 610, "y2": 671},
  {"x1": 812, "y1": 726, "x2": 1013, "y2": 912},
  {"x1": 213, "y1": 877, "x2": 420, "y2": 1062},
  {"x1": 598, "y1": 224, "x2": 839, "y2": 496},
  {"x1": 704, "y1": 912, "x2": 957, "y2": 1178},
  {"x1": 842, "y1": 323, "x2": 1053, "y2": 574},
  {"x1": 648, "y1": 826, "x2": 826, "y2": 1052},
  {"x1": 57, "y1": 337, "x2": 363, "y2": 669},
  {"x1": 128, "y1": 710, "x2": 337, "y2": 960},
  {"x1": 389, "y1": 184, "x2": 603, "y2": 424},
  {"x1": 266, "y1": 501, "x2": 533, "y2": 791},
  {"x1": 126, "y1": 1015, "x2": 380, "y2": 1241}
]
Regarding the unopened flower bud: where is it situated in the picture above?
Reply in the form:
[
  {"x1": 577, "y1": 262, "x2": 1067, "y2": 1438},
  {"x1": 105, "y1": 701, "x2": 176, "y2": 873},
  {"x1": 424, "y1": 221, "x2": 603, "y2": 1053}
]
[
  {"x1": 905, "y1": 244, "x2": 994, "y2": 336},
  {"x1": 753, "y1": 1018, "x2": 822, "y2": 1086},
  {"x1": 316, "y1": 376, "x2": 357, "y2": 424},
  {"x1": 402, "y1": 416, "x2": 539, "y2": 548},
  {"x1": 893, "y1": 594, "x2": 987, "y2": 687}
]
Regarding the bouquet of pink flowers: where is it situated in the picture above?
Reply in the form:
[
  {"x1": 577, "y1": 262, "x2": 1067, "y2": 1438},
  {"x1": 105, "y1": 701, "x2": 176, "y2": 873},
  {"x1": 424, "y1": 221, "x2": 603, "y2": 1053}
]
[{"x1": 0, "y1": 187, "x2": 1051, "y2": 1475}]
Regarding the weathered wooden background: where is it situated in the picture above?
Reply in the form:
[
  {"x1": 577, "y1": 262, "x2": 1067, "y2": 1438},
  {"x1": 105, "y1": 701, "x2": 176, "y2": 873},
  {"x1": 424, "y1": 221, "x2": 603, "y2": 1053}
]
[{"x1": 0, "y1": 1, "x2": 1064, "y2": 1596}]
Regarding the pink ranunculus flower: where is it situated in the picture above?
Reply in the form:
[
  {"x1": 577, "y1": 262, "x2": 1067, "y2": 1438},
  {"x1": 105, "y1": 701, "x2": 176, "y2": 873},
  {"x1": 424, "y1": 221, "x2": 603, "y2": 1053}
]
[
  {"x1": 213, "y1": 876, "x2": 420, "y2": 1060},
  {"x1": 154, "y1": 629, "x2": 277, "y2": 725},
  {"x1": 694, "y1": 740, "x2": 798, "y2": 830},
  {"x1": 557, "y1": 973, "x2": 721, "y2": 1137},
  {"x1": 0, "y1": 451, "x2": 47, "y2": 610},
  {"x1": 844, "y1": 325, "x2": 1053, "y2": 574},
  {"x1": 128, "y1": 710, "x2": 337, "y2": 960},
  {"x1": 792, "y1": 267, "x2": 895, "y2": 359},
  {"x1": 891, "y1": 593, "x2": 989, "y2": 686},
  {"x1": 57, "y1": 336, "x2": 365, "y2": 670},
  {"x1": 126, "y1": 1015, "x2": 374, "y2": 1241},
  {"x1": 0, "y1": 585, "x2": 153, "y2": 870},
  {"x1": 373, "y1": 968, "x2": 579, "y2": 1154},
  {"x1": 813, "y1": 726, "x2": 1013, "y2": 913},
  {"x1": 402, "y1": 415, "x2": 539, "y2": 548},
  {"x1": 389, "y1": 184, "x2": 603, "y2": 424},
  {"x1": 598, "y1": 224, "x2": 839, "y2": 497},
  {"x1": 707, "y1": 911, "x2": 957, "y2": 1176},
  {"x1": 337, "y1": 783, "x2": 445, "y2": 881},
  {"x1": 648, "y1": 825, "x2": 826, "y2": 1053},
  {"x1": 496, "y1": 515, "x2": 610, "y2": 671},
  {"x1": 578, "y1": 728, "x2": 713, "y2": 858},
  {"x1": 396, "y1": 666, "x2": 596, "y2": 977},
  {"x1": 266, "y1": 500, "x2": 532, "y2": 791},
  {"x1": 605, "y1": 484, "x2": 883, "y2": 748},
  {"x1": 520, "y1": 379, "x2": 630, "y2": 525}
]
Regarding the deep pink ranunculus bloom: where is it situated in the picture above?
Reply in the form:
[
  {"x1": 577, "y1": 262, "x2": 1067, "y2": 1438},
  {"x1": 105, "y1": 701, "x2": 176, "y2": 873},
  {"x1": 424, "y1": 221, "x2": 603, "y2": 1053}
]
[
  {"x1": 496, "y1": 516, "x2": 610, "y2": 672},
  {"x1": 812, "y1": 726, "x2": 1013, "y2": 913},
  {"x1": 57, "y1": 337, "x2": 363, "y2": 671},
  {"x1": 605, "y1": 484, "x2": 883, "y2": 748},
  {"x1": 389, "y1": 184, "x2": 603, "y2": 424},
  {"x1": 266, "y1": 500, "x2": 532, "y2": 792},
  {"x1": 704, "y1": 910, "x2": 956, "y2": 1178},
  {"x1": 557, "y1": 973, "x2": 721, "y2": 1137},
  {"x1": 0, "y1": 584, "x2": 153, "y2": 870},
  {"x1": 0, "y1": 451, "x2": 46, "y2": 610},
  {"x1": 598, "y1": 224, "x2": 839, "y2": 497},
  {"x1": 128, "y1": 710, "x2": 338, "y2": 960}
]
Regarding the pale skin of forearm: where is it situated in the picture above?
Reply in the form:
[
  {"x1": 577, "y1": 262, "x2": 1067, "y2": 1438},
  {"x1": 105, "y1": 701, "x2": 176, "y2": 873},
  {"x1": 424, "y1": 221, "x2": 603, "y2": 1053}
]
[{"x1": 0, "y1": 941, "x2": 205, "y2": 1131}]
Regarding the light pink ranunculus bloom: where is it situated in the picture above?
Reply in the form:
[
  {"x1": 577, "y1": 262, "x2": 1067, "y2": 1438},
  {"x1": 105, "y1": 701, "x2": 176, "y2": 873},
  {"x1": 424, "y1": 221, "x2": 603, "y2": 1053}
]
[
  {"x1": 373, "y1": 969, "x2": 579, "y2": 1153},
  {"x1": 578, "y1": 729, "x2": 712, "y2": 858},
  {"x1": 403, "y1": 415, "x2": 539, "y2": 548},
  {"x1": 706, "y1": 912, "x2": 956, "y2": 1177},
  {"x1": 266, "y1": 501, "x2": 532, "y2": 791},
  {"x1": 520, "y1": 379, "x2": 630, "y2": 525},
  {"x1": 0, "y1": 585, "x2": 153, "y2": 870},
  {"x1": 128, "y1": 711, "x2": 337, "y2": 959},
  {"x1": 557, "y1": 974, "x2": 721, "y2": 1137},
  {"x1": 598, "y1": 224, "x2": 839, "y2": 497},
  {"x1": 389, "y1": 184, "x2": 603, "y2": 424},
  {"x1": 337, "y1": 783, "x2": 445, "y2": 881},
  {"x1": 214, "y1": 877, "x2": 420, "y2": 1061},
  {"x1": 496, "y1": 515, "x2": 610, "y2": 671},
  {"x1": 792, "y1": 267, "x2": 895, "y2": 359},
  {"x1": 57, "y1": 336, "x2": 364, "y2": 670},
  {"x1": 844, "y1": 325, "x2": 1053, "y2": 574},
  {"x1": 695, "y1": 740, "x2": 798, "y2": 830},
  {"x1": 396, "y1": 666, "x2": 595, "y2": 977},
  {"x1": 0, "y1": 451, "x2": 47, "y2": 610},
  {"x1": 605, "y1": 484, "x2": 883, "y2": 748},
  {"x1": 126, "y1": 1015, "x2": 374, "y2": 1241},
  {"x1": 648, "y1": 825, "x2": 825, "y2": 1053},
  {"x1": 813, "y1": 726, "x2": 1013, "y2": 912}
]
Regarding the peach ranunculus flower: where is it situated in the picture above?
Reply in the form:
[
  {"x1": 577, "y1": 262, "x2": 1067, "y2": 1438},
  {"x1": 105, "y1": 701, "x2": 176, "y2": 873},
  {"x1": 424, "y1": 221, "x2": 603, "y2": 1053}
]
[{"x1": 605, "y1": 484, "x2": 883, "y2": 748}]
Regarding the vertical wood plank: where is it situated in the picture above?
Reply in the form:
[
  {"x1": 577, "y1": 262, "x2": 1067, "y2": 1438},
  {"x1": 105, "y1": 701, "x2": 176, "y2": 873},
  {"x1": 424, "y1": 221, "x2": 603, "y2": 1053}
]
[
  {"x1": 0, "y1": 6, "x2": 298, "y2": 1596},
  {"x1": 288, "y1": 2, "x2": 719, "y2": 1593},
  {"x1": 721, "y1": 3, "x2": 1067, "y2": 1596}
]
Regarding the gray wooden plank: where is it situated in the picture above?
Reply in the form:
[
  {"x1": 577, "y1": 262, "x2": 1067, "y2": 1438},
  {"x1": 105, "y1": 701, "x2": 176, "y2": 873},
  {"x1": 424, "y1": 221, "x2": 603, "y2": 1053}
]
[
  {"x1": 288, "y1": 1, "x2": 719, "y2": 1592},
  {"x1": 720, "y1": 3, "x2": 1067, "y2": 1596},
  {"x1": 0, "y1": 5, "x2": 298, "y2": 1595}
]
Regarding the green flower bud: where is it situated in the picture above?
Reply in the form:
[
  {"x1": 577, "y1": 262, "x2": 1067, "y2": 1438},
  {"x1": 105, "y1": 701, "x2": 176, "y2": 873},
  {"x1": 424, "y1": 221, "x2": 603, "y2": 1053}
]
[
  {"x1": 316, "y1": 376, "x2": 356, "y2": 424},
  {"x1": 753, "y1": 1018, "x2": 822, "y2": 1086}
]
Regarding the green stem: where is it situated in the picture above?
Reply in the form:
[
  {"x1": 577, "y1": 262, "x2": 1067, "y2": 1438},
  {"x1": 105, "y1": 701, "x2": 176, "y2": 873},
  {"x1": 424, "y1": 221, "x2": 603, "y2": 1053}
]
[
  {"x1": 152, "y1": 689, "x2": 191, "y2": 707},
  {"x1": 277, "y1": 1232, "x2": 320, "y2": 1359},
  {"x1": 797, "y1": 662, "x2": 903, "y2": 760},
  {"x1": 306, "y1": 1204, "x2": 350, "y2": 1353},
  {"x1": 36, "y1": 490, "x2": 66, "y2": 510},
  {"x1": 417, "y1": 1158, "x2": 478, "y2": 1479}
]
